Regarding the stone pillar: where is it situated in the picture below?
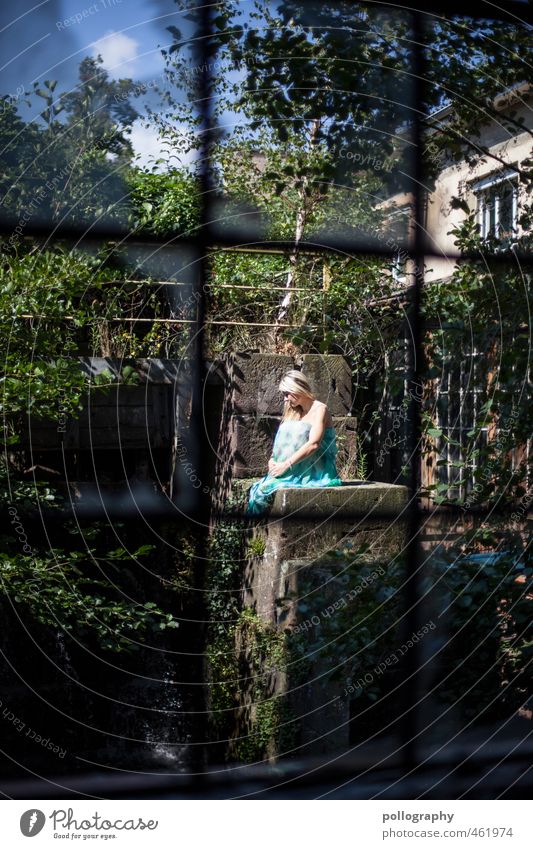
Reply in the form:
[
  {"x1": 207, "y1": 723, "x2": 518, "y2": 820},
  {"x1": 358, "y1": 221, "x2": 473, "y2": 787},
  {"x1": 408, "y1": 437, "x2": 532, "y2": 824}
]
[
  {"x1": 242, "y1": 482, "x2": 409, "y2": 755},
  {"x1": 245, "y1": 482, "x2": 409, "y2": 622}
]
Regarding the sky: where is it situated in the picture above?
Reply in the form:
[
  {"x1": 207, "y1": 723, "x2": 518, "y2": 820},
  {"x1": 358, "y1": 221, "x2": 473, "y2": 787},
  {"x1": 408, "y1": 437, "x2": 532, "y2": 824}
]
[
  {"x1": 3, "y1": 1, "x2": 526, "y2": 169},
  {"x1": 0, "y1": 0, "x2": 195, "y2": 167}
]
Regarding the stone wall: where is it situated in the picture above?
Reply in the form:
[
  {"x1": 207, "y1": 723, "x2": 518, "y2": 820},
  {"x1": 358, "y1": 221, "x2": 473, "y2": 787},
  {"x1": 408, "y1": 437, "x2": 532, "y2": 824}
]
[{"x1": 213, "y1": 353, "x2": 358, "y2": 485}]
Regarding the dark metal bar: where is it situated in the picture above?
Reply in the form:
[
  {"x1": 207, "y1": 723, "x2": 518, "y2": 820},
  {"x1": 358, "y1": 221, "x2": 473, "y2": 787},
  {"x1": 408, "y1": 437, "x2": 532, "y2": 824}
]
[
  {"x1": 2, "y1": 229, "x2": 532, "y2": 266},
  {"x1": 1, "y1": 716, "x2": 531, "y2": 798},
  {"x1": 178, "y1": 0, "x2": 218, "y2": 781},
  {"x1": 5, "y1": 501, "x2": 525, "y2": 526},
  {"x1": 399, "y1": 7, "x2": 426, "y2": 773},
  {"x1": 369, "y1": 0, "x2": 533, "y2": 25}
]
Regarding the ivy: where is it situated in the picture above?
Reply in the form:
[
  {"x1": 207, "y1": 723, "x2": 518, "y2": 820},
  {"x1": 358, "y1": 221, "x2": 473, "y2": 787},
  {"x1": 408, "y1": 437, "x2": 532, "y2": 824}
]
[
  {"x1": 427, "y1": 535, "x2": 533, "y2": 720},
  {"x1": 0, "y1": 533, "x2": 180, "y2": 653},
  {"x1": 420, "y1": 207, "x2": 532, "y2": 506}
]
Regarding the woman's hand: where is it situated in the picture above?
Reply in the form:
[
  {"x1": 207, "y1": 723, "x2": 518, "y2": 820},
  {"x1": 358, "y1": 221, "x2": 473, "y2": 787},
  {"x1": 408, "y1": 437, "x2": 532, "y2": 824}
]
[
  {"x1": 268, "y1": 457, "x2": 276, "y2": 472},
  {"x1": 269, "y1": 459, "x2": 291, "y2": 477}
]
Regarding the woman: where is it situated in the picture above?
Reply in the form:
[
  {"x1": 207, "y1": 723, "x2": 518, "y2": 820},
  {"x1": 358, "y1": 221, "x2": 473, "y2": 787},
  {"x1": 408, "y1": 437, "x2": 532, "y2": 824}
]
[{"x1": 247, "y1": 370, "x2": 342, "y2": 515}]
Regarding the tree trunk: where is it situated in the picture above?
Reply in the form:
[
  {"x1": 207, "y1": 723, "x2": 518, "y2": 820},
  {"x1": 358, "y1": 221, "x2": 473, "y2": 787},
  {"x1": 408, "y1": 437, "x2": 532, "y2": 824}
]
[{"x1": 271, "y1": 119, "x2": 321, "y2": 347}]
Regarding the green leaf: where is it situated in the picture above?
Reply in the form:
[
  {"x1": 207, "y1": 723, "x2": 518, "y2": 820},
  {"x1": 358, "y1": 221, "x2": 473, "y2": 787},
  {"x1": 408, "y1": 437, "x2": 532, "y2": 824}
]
[{"x1": 134, "y1": 544, "x2": 156, "y2": 556}]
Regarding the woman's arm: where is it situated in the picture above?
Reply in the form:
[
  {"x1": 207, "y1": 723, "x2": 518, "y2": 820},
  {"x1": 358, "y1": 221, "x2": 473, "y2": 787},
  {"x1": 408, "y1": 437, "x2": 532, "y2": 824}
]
[{"x1": 269, "y1": 408, "x2": 327, "y2": 477}]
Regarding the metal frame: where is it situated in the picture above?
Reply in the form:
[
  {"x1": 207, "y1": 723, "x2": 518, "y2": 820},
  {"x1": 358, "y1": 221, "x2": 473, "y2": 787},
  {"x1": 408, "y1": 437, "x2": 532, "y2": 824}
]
[{"x1": 1, "y1": 0, "x2": 532, "y2": 798}]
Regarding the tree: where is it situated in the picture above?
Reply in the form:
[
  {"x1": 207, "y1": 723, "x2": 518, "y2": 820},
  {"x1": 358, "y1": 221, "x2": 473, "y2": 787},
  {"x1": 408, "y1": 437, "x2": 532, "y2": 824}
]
[
  {"x1": 422, "y1": 17, "x2": 533, "y2": 179},
  {"x1": 152, "y1": 1, "x2": 411, "y2": 345},
  {"x1": 59, "y1": 56, "x2": 138, "y2": 158},
  {"x1": 0, "y1": 56, "x2": 139, "y2": 229},
  {"x1": 198, "y1": 2, "x2": 532, "y2": 177}
]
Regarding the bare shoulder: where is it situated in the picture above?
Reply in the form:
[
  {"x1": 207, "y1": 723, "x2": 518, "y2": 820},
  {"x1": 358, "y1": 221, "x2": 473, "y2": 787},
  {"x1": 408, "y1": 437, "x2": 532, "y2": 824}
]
[{"x1": 312, "y1": 400, "x2": 333, "y2": 427}]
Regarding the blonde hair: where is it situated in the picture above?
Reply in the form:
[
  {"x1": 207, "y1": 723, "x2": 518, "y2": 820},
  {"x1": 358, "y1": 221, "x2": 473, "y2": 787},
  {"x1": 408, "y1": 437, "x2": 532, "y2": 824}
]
[{"x1": 279, "y1": 370, "x2": 315, "y2": 421}]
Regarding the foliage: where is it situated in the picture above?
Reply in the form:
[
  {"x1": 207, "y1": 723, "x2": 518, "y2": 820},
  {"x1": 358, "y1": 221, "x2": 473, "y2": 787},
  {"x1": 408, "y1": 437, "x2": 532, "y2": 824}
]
[
  {"x1": 205, "y1": 512, "x2": 246, "y2": 746},
  {"x1": 216, "y1": 129, "x2": 387, "y2": 237},
  {"x1": 0, "y1": 527, "x2": 179, "y2": 654},
  {"x1": 204, "y1": 249, "x2": 285, "y2": 354},
  {"x1": 230, "y1": 607, "x2": 289, "y2": 762},
  {"x1": 0, "y1": 238, "x2": 190, "y2": 656},
  {"x1": 0, "y1": 244, "x2": 110, "y2": 435},
  {"x1": 203, "y1": 243, "x2": 398, "y2": 361},
  {"x1": 0, "y1": 241, "x2": 185, "y2": 430},
  {"x1": 0, "y1": 96, "x2": 42, "y2": 212},
  {"x1": 0, "y1": 56, "x2": 183, "y2": 434},
  {"x1": 58, "y1": 56, "x2": 138, "y2": 156},
  {"x1": 169, "y1": 2, "x2": 411, "y2": 173},
  {"x1": 0, "y1": 237, "x2": 201, "y2": 415},
  {"x1": 426, "y1": 532, "x2": 532, "y2": 721},
  {"x1": 420, "y1": 203, "x2": 532, "y2": 506},
  {"x1": 0, "y1": 57, "x2": 138, "y2": 228},
  {"x1": 205, "y1": 508, "x2": 292, "y2": 761},
  {"x1": 159, "y1": 3, "x2": 401, "y2": 348},
  {"x1": 206, "y1": 512, "x2": 247, "y2": 639},
  {"x1": 126, "y1": 167, "x2": 201, "y2": 237},
  {"x1": 208, "y1": 605, "x2": 289, "y2": 763},
  {"x1": 187, "y1": 2, "x2": 532, "y2": 180},
  {"x1": 247, "y1": 535, "x2": 266, "y2": 558}
]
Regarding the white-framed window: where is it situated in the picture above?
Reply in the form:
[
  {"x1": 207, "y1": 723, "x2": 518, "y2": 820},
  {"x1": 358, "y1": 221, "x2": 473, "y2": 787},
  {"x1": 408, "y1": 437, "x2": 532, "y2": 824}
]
[
  {"x1": 473, "y1": 168, "x2": 519, "y2": 241},
  {"x1": 387, "y1": 206, "x2": 412, "y2": 283},
  {"x1": 391, "y1": 249, "x2": 407, "y2": 283}
]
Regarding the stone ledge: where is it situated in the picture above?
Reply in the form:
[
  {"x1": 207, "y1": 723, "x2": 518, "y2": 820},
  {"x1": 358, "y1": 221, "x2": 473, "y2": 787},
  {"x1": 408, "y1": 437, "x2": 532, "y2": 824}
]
[{"x1": 273, "y1": 481, "x2": 408, "y2": 517}]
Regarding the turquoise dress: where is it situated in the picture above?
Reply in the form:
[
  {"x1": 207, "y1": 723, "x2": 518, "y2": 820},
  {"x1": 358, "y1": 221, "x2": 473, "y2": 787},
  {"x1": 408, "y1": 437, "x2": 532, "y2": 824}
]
[{"x1": 247, "y1": 420, "x2": 342, "y2": 515}]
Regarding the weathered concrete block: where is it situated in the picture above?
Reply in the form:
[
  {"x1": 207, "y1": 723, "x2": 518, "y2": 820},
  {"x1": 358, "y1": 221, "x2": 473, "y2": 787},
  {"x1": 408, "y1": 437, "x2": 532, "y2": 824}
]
[
  {"x1": 230, "y1": 415, "x2": 281, "y2": 478},
  {"x1": 299, "y1": 354, "x2": 352, "y2": 415},
  {"x1": 241, "y1": 481, "x2": 408, "y2": 756},
  {"x1": 226, "y1": 353, "x2": 353, "y2": 416},
  {"x1": 230, "y1": 353, "x2": 293, "y2": 415},
  {"x1": 229, "y1": 413, "x2": 358, "y2": 479},
  {"x1": 271, "y1": 480, "x2": 408, "y2": 521}
]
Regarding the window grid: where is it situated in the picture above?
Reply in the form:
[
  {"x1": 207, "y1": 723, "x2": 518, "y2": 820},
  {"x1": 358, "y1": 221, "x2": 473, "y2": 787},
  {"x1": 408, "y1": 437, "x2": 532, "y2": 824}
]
[
  {"x1": 0, "y1": 0, "x2": 531, "y2": 794},
  {"x1": 475, "y1": 172, "x2": 519, "y2": 241},
  {"x1": 436, "y1": 346, "x2": 488, "y2": 500}
]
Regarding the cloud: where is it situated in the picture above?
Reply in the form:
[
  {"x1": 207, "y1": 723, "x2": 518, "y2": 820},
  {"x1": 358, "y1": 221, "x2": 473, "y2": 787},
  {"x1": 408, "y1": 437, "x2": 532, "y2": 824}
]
[
  {"x1": 129, "y1": 120, "x2": 198, "y2": 171},
  {"x1": 91, "y1": 30, "x2": 139, "y2": 77},
  {"x1": 129, "y1": 121, "x2": 163, "y2": 169}
]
